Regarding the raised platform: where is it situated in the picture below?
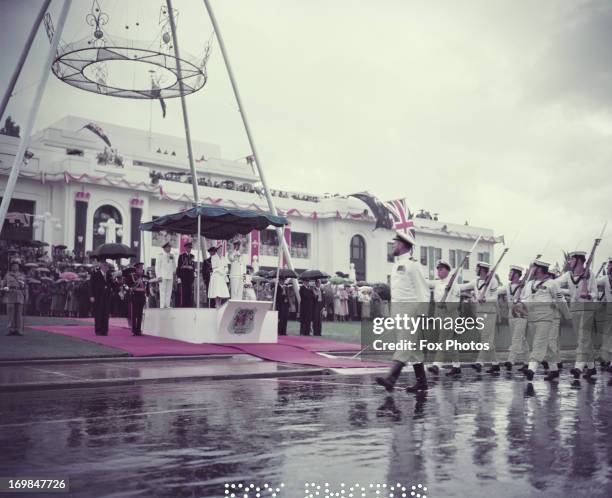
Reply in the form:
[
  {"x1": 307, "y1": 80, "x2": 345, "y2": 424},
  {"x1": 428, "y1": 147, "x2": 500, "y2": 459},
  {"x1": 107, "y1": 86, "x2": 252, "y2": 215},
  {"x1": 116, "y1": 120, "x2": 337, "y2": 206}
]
[{"x1": 142, "y1": 300, "x2": 278, "y2": 344}]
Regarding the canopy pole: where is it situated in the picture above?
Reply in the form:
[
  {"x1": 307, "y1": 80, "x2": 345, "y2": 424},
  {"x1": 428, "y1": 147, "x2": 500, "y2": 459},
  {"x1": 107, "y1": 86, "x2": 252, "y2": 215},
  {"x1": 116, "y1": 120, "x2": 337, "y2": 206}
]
[
  {"x1": 196, "y1": 214, "x2": 201, "y2": 308},
  {"x1": 272, "y1": 241, "x2": 282, "y2": 311},
  {"x1": 0, "y1": 0, "x2": 51, "y2": 123},
  {"x1": 201, "y1": 0, "x2": 297, "y2": 284},
  {"x1": 0, "y1": 0, "x2": 71, "y2": 238},
  {"x1": 166, "y1": 0, "x2": 207, "y2": 309}
]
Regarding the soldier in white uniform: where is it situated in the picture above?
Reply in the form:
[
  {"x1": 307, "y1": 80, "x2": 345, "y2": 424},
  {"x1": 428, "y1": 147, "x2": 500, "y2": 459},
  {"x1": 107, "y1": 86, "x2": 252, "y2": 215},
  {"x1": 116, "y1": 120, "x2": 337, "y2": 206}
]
[
  {"x1": 375, "y1": 230, "x2": 431, "y2": 394},
  {"x1": 502, "y1": 265, "x2": 529, "y2": 371},
  {"x1": 556, "y1": 250, "x2": 598, "y2": 379},
  {"x1": 155, "y1": 241, "x2": 176, "y2": 309},
  {"x1": 428, "y1": 259, "x2": 462, "y2": 376},
  {"x1": 596, "y1": 257, "x2": 612, "y2": 375},
  {"x1": 459, "y1": 261, "x2": 500, "y2": 374},
  {"x1": 228, "y1": 240, "x2": 245, "y2": 300},
  {"x1": 521, "y1": 260, "x2": 570, "y2": 382}
]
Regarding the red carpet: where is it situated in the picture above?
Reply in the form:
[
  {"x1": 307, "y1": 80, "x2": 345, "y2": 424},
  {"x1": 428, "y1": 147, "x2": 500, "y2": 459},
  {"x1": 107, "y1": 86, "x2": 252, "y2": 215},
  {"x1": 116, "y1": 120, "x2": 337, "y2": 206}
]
[{"x1": 29, "y1": 323, "x2": 383, "y2": 369}]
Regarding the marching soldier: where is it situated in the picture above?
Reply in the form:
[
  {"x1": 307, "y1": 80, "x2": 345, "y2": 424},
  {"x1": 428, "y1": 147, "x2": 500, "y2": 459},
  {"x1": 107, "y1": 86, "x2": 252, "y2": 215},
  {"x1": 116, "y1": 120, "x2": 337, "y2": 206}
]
[
  {"x1": 428, "y1": 259, "x2": 462, "y2": 376},
  {"x1": 596, "y1": 257, "x2": 612, "y2": 374},
  {"x1": 127, "y1": 262, "x2": 149, "y2": 336},
  {"x1": 156, "y1": 241, "x2": 176, "y2": 308},
  {"x1": 503, "y1": 265, "x2": 529, "y2": 371},
  {"x1": 557, "y1": 251, "x2": 598, "y2": 379},
  {"x1": 176, "y1": 241, "x2": 195, "y2": 307},
  {"x1": 1, "y1": 260, "x2": 26, "y2": 336},
  {"x1": 460, "y1": 261, "x2": 501, "y2": 374},
  {"x1": 521, "y1": 260, "x2": 570, "y2": 381},
  {"x1": 375, "y1": 230, "x2": 431, "y2": 394}
]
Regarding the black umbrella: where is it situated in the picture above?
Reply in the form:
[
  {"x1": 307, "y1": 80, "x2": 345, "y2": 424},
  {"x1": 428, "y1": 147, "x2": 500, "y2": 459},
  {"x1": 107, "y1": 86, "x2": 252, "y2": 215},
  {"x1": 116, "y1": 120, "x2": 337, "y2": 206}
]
[
  {"x1": 54, "y1": 244, "x2": 67, "y2": 250},
  {"x1": 27, "y1": 240, "x2": 49, "y2": 248},
  {"x1": 300, "y1": 269, "x2": 330, "y2": 281},
  {"x1": 276, "y1": 268, "x2": 298, "y2": 279},
  {"x1": 372, "y1": 283, "x2": 391, "y2": 301},
  {"x1": 91, "y1": 243, "x2": 136, "y2": 260},
  {"x1": 254, "y1": 270, "x2": 274, "y2": 279}
]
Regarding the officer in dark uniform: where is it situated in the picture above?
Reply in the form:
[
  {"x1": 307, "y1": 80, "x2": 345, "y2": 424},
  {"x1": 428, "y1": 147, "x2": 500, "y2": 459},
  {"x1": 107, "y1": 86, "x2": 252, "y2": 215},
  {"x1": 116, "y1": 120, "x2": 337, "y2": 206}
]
[
  {"x1": 127, "y1": 262, "x2": 149, "y2": 336},
  {"x1": 176, "y1": 242, "x2": 195, "y2": 307},
  {"x1": 90, "y1": 260, "x2": 113, "y2": 336},
  {"x1": 275, "y1": 279, "x2": 290, "y2": 335}
]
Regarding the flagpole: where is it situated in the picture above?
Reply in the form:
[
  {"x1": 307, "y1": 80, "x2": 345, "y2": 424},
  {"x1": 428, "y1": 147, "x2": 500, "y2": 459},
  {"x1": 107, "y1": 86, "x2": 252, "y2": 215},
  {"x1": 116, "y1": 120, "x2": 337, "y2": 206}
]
[
  {"x1": 201, "y1": 0, "x2": 298, "y2": 288},
  {"x1": 0, "y1": 0, "x2": 72, "y2": 238},
  {"x1": 0, "y1": 0, "x2": 51, "y2": 123}
]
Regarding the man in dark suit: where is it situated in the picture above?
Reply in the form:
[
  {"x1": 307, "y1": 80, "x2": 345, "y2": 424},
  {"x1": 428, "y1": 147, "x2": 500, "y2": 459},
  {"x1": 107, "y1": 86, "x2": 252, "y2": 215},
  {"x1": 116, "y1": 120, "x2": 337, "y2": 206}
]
[
  {"x1": 90, "y1": 261, "x2": 113, "y2": 335},
  {"x1": 202, "y1": 248, "x2": 213, "y2": 307},
  {"x1": 312, "y1": 279, "x2": 324, "y2": 336},
  {"x1": 176, "y1": 242, "x2": 195, "y2": 307},
  {"x1": 299, "y1": 280, "x2": 316, "y2": 335},
  {"x1": 275, "y1": 279, "x2": 290, "y2": 336}
]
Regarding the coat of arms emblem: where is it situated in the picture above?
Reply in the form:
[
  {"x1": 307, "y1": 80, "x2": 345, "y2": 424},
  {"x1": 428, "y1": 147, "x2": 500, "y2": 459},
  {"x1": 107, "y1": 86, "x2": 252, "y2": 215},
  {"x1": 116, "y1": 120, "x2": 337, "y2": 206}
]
[{"x1": 228, "y1": 308, "x2": 255, "y2": 335}]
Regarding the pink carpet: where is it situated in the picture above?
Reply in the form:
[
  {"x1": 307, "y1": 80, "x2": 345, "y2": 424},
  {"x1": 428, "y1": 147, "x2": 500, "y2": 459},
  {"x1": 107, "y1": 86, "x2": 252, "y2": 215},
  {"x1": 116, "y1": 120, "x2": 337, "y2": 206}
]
[{"x1": 30, "y1": 323, "x2": 383, "y2": 368}]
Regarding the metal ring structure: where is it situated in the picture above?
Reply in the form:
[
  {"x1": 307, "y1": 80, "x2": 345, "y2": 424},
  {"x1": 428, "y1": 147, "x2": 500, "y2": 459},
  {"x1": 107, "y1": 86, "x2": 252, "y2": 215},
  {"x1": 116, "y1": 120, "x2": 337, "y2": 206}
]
[{"x1": 51, "y1": 34, "x2": 207, "y2": 99}]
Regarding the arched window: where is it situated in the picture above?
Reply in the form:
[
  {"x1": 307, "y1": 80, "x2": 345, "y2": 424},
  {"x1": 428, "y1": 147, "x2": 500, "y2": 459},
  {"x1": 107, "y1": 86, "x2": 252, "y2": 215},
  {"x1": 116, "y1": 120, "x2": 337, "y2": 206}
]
[
  {"x1": 350, "y1": 234, "x2": 366, "y2": 281},
  {"x1": 92, "y1": 205, "x2": 123, "y2": 250}
]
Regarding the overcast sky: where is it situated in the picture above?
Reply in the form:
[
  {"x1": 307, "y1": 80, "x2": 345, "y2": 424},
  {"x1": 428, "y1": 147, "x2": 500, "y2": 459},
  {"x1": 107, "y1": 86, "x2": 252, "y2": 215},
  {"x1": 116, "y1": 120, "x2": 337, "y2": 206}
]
[{"x1": 1, "y1": 0, "x2": 611, "y2": 270}]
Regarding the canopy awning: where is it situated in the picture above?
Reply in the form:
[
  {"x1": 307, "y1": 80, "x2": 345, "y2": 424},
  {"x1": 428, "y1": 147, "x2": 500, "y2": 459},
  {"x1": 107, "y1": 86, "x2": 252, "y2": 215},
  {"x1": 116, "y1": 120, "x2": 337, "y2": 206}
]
[{"x1": 139, "y1": 205, "x2": 288, "y2": 240}]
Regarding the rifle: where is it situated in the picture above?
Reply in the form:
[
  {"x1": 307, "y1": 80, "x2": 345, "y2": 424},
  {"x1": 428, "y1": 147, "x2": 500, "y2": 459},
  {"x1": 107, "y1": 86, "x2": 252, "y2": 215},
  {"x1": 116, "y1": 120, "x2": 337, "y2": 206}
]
[
  {"x1": 440, "y1": 234, "x2": 482, "y2": 303},
  {"x1": 580, "y1": 222, "x2": 607, "y2": 299},
  {"x1": 512, "y1": 253, "x2": 542, "y2": 305},
  {"x1": 477, "y1": 246, "x2": 509, "y2": 303}
]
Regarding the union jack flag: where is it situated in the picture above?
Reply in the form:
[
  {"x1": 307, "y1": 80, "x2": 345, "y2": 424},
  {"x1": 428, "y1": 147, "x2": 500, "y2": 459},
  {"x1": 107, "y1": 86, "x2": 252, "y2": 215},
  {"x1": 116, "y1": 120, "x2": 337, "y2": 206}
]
[{"x1": 384, "y1": 198, "x2": 413, "y2": 233}]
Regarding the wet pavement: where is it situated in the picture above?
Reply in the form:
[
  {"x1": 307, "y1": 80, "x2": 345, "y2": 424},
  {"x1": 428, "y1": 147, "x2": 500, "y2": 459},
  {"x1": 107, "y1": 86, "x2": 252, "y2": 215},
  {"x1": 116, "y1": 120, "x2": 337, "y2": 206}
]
[{"x1": 1, "y1": 370, "x2": 612, "y2": 498}]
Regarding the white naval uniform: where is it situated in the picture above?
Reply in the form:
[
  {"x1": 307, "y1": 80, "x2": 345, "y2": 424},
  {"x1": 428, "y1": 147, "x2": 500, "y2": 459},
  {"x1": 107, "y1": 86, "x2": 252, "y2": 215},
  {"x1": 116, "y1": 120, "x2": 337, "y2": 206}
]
[
  {"x1": 390, "y1": 253, "x2": 431, "y2": 365},
  {"x1": 522, "y1": 277, "x2": 570, "y2": 373},
  {"x1": 556, "y1": 270, "x2": 598, "y2": 367},
  {"x1": 208, "y1": 253, "x2": 230, "y2": 299},
  {"x1": 501, "y1": 282, "x2": 529, "y2": 364},
  {"x1": 596, "y1": 273, "x2": 612, "y2": 361},
  {"x1": 460, "y1": 277, "x2": 500, "y2": 365},
  {"x1": 155, "y1": 251, "x2": 177, "y2": 308},
  {"x1": 228, "y1": 250, "x2": 244, "y2": 299},
  {"x1": 429, "y1": 275, "x2": 461, "y2": 367}
]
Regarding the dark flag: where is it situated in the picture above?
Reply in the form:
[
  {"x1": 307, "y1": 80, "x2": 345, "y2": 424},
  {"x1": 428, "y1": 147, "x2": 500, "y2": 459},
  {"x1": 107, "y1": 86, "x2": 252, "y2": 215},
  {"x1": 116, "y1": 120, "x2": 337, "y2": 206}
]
[
  {"x1": 81, "y1": 122, "x2": 112, "y2": 148},
  {"x1": 350, "y1": 192, "x2": 394, "y2": 230}
]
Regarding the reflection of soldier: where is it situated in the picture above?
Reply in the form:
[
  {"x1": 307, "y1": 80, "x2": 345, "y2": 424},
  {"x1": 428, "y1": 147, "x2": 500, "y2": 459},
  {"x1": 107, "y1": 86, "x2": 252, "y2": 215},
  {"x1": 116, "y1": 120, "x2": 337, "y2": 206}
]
[
  {"x1": 596, "y1": 258, "x2": 612, "y2": 370},
  {"x1": 176, "y1": 242, "x2": 195, "y2": 307}
]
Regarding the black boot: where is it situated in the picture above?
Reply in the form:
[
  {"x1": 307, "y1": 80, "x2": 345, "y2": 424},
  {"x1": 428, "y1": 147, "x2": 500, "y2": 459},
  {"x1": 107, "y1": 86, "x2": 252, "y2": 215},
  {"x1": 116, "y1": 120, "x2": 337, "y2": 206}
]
[
  {"x1": 557, "y1": 362, "x2": 563, "y2": 370},
  {"x1": 471, "y1": 363, "x2": 482, "y2": 373},
  {"x1": 525, "y1": 368, "x2": 535, "y2": 381},
  {"x1": 544, "y1": 370, "x2": 559, "y2": 381},
  {"x1": 582, "y1": 368, "x2": 597, "y2": 379},
  {"x1": 376, "y1": 360, "x2": 405, "y2": 393},
  {"x1": 541, "y1": 361, "x2": 549, "y2": 371},
  {"x1": 486, "y1": 364, "x2": 501, "y2": 374},
  {"x1": 517, "y1": 364, "x2": 528, "y2": 373},
  {"x1": 570, "y1": 367, "x2": 582, "y2": 379},
  {"x1": 446, "y1": 366, "x2": 462, "y2": 377},
  {"x1": 503, "y1": 361, "x2": 513, "y2": 371},
  {"x1": 427, "y1": 365, "x2": 440, "y2": 375},
  {"x1": 405, "y1": 363, "x2": 428, "y2": 393}
]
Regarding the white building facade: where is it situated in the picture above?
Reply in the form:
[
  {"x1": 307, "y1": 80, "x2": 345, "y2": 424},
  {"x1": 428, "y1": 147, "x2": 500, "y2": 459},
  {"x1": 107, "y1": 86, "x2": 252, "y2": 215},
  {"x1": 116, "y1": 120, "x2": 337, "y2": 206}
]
[{"x1": 0, "y1": 116, "x2": 501, "y2": 282}]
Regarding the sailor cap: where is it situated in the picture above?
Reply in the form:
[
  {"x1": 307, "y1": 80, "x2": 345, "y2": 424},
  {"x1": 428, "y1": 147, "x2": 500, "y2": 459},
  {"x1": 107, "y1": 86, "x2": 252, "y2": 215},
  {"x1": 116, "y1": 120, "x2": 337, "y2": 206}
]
[
  {"x1": 568, "y1": 251, "x2": 586, "y2": 258},
  {"x1": 533, "y1": 259, "x2": 550, "y2": 270},
  {"x1": 393, "y1": 229, "x2": 416, "y2": 246},
  {"x1": 509, "y1": 265, "x2": 524, "y2": 274},
  {"x1": 476, "y1": 261, "x2": 491, "y2": 270},
  {"x1": 162, "y1": 241, "x2": 172, "y2": 249},
  {"x1": 436, "y1": 259, "x2": 451, "y2": 270}
]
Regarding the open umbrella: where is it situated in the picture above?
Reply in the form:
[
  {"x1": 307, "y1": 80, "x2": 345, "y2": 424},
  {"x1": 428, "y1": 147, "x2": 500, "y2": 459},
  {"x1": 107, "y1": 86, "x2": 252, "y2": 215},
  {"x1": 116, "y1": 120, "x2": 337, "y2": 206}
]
[
  {"x1": 54, "y1": 244, "x2": 67, "y2": 250},
  {"x1": 91, "y1": 243, "x2": 136, "y2": 260},
  {"x1": 59, "y1": 271, "x2": 78, "y2": 281},
  {"x1": 254, "y1": 270, "x2": 274, "y2": 279},
  {"x1": 27, "y1": 240, "x2": 49, "y2": 248},
  {"x1": 37, "y1": 267, "x2": 51, "y2": 273},
  {"x1": 300, "y1": 269, "x2": 330, "y2": 281},
  {"x1": 276, "y1": 268, "x2": 298, "y2": 279},
  {"x1": 40, "y1": 276, "x2": 53, "y2": 282},
  {"x1": 27, "y1": 278, "x2": 41, "y2": 285},
  {"x1": 25, "y1": 262, "x2": 38, "y2": 268},
  {"x1": 329, "y1": 275, "x2": 345, "y2": 285}
]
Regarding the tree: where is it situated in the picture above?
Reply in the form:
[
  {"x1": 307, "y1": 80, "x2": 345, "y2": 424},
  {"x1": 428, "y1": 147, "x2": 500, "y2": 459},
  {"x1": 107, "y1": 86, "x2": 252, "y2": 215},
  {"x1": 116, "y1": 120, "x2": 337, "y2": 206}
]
[{"x1": 0, "y1": 116, "x2": 20, "y2": 138}]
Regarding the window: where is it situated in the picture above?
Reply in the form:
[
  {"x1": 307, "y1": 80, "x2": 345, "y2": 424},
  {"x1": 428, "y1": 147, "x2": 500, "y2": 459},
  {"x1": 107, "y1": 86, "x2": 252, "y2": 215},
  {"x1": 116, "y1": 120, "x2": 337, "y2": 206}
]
[
  {"x1": 350, "y1": 235, "x2": 366, "y2": 281},
  {"x1": 260, "y1": 229, "x2": 279, "y2": 256},
  {"x1": 420, "y1": 246, "x2": 428, "y2": 266},
  {"x1": 290, "y1": 232, "x2": 310, "y2": 259},
  {"x1": 478, "y1": 252, "x2": 490, "y2": 264},
  {"x1": 387, "y1": 242, "x2": 395, "y2": 263},
  {"x1": 449, "y1": 249, "x2": 456, "y2": 268}
]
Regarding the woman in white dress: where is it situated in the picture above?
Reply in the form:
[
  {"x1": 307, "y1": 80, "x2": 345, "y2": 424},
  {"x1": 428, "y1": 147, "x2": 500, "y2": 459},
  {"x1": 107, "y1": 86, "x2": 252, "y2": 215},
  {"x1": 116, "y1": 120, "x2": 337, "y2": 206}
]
[
  {"x1": 228, "y1": 240, "x2": 244, "y2": 300},
  {"x1": 207, "y1": 246, "x2": 229, "y2": 307}
]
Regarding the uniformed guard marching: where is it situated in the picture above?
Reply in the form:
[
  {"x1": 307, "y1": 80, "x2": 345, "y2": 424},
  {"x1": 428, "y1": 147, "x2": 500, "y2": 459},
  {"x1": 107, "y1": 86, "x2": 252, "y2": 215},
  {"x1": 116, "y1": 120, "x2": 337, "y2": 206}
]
[
  {"x1": 460, "y1": 261, "x2": 500, "y2": 374},
  {"x1": 375, "y1": 230, "x2": 431, "y2": 394},
  {"x1": 127, "y1": 262, "x2": 149, "y2": 336},
  {"x1": 1, "y1": 260, "x2": 27, "y2": 336},
  {"x1": 557, "y1": 251, "x2": 598, "y2": 379},
  {"x1": 503, "y1": 265, "x2": 529, "y2": 371},
  {"x1": 176, "y1": 242, "x2": 195, "y2": 307},
  {"x1": 521, "y1": 260, "x2": 571, "y2": 381},
  {"x1": 596, "y1": 257, "x2": 612, "y2": 376},
  {"x1": 428, "y1": 259, "x2": 462, "y2": 377}
]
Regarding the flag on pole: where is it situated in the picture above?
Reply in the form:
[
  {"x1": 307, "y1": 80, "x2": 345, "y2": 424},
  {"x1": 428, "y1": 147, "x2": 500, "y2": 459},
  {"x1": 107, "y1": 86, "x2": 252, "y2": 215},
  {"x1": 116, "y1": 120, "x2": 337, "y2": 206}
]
[
  {"x1": 384, "y1": 198, "x2": 413, "y2": 232},
  {"x1": 349, "y1": 192, "x2": 394, "y2": 230},
  {"x1": 81, "y1": 122, "x2": 112, "y2": 148}
]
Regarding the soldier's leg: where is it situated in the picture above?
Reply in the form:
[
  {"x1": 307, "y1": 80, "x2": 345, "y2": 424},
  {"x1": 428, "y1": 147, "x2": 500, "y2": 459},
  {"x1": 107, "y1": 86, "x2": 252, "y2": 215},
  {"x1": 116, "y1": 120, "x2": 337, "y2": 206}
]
[
  {"x1": 525, "y1": 320, "x2": 552, "y2": 380},
  {"x1": 6, "y1": 303, "x2": 16, "y2": 334},
  {"x1": 475, "y1": 311, "x2": 499, "y2": 372},
  {"x1": 507, "y1": 317, "x2": 528, "y2": 369},
  {"x1": 573, "y1": 310, "x2": 595, "y2": 369},
  {"x1": 15, "y1": 303, "x2": 23, "y2": 334}
]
